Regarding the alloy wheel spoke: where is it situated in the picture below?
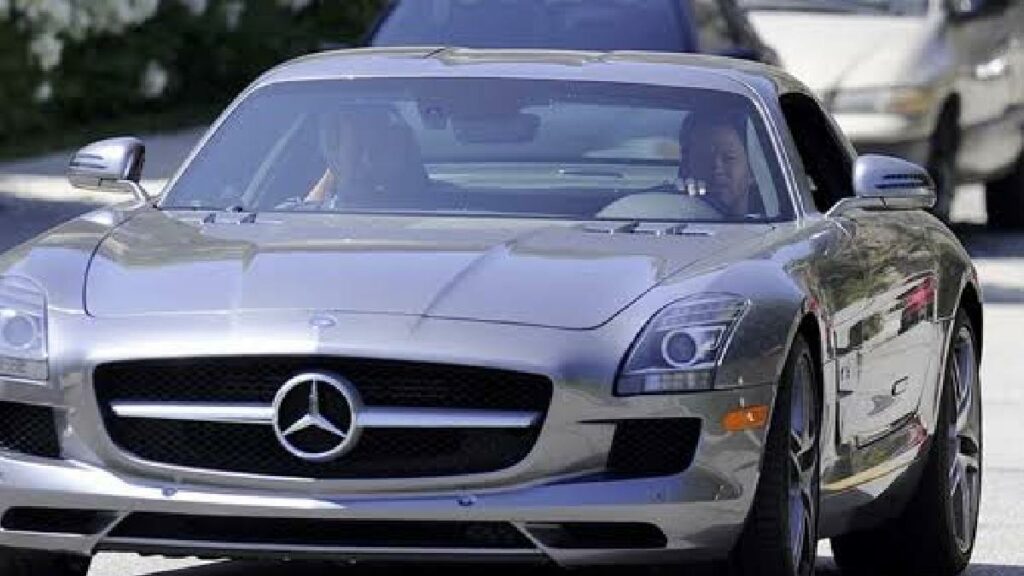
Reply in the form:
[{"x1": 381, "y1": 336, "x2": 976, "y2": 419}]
[
  {"x1": 948, "y1": 455, "x2": 964, "y2": 498},
  {"x1": 960, "y1": 470, "x2": 976, "y2": 543},
  {"x1": 953, "y1": 333, "x2": 977, "y2": 433},
  {"x1": 789, "y1": 489, "x2": 805, "y2": 561}
]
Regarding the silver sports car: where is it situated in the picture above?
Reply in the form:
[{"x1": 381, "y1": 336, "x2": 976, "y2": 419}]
[{"x1": 0, "y1": 49, "x2": 982, "y2": 576}]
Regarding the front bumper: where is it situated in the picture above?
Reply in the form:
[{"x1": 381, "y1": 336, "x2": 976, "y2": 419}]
[
  {"x1": 0, "y1": 412, "x2": 769, "y2": 567},
  {"x1": 0, "y1": 310, "x2": 778, "y2": 566}
]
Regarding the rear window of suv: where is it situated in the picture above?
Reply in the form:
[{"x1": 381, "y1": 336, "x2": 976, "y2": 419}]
[{"x1": 369, "y1": 0, "x2": 693, "y2": 53}]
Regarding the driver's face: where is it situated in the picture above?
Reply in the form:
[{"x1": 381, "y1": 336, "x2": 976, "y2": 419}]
[{"x1": 691, "y1": 125, "x2": 752, "y2": 213}]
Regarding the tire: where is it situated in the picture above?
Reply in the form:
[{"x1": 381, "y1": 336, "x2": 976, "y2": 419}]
[
  {"x1": 832, "y1": 309, "x2": 982, "y2": 576},
  {"x1": 0, "y1": 549, "x2": 91, "y2": 576},
  {"x1": 928, "y1": 115, "x2": 958, "y2": 223},
  {"x1": 729, "y1": 335, "x2": 820, "y2": 576},
  {"x1": 986, "y1": 152, "x2": 1024, "y2": 228}
]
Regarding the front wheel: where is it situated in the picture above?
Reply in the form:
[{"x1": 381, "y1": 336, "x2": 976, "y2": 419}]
[
  {"x1": 832, "y1": 308, "x2": 982, "y2": 575},
  {"x1": 729, "y1": 335, "x2": 820, "y2": 576},
  {"x1": 0, "y1": 550, "x2": 90, "y2": 576}
]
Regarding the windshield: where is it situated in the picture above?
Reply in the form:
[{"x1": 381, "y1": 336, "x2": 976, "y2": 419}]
[
  {"x1": 740, "y1": 0, "x2": 928, "y2": 15},
  {"x1": 163, "y1": 78, "x2": 790, "y2": 223},
  {"x1": 369, "y1": 0, "x2": 693, "y2": 52}
]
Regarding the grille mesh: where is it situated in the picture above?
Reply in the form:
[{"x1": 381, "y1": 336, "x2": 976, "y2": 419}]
[
  {"x1": 606, "y1": 418, "x2": 701, "y2": 478},
  {"x1": 94, "y1": 357, "x2": 550, "y2": 410},
  {"x1": 94, "y1": 357, "x2": 551, "y2": 478},
  {"x1": 105, "y1": 420, "x2": 538, "y2": 478},
  {"x1": 0, "y1": 401, "x2": 60, "y2": 459}
]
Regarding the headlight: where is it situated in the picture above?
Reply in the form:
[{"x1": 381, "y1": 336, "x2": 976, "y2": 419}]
[
  {"x1": 0, "y1": 277, "x2": 48, "y2": 382},
  {"x1": 830, "y1": 86, "x2": 936, "y2": 117},
  {"x1": 616, "y1": 294, "x2": 748, "y2": 395}
]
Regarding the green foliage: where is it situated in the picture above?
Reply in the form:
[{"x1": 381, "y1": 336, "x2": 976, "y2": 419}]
[{"x1": 0, "y1": 0, "x2": 384, "y2": 155}]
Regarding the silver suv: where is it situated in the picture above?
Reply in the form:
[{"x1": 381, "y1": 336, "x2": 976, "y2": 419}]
[{"x1": 745, "y1": 0, "x2": 1024, "y2": 225}]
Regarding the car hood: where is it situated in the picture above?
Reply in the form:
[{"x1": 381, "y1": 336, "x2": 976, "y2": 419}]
[
  {"x1": 747, "y1": 12, "x2": 936, "y2": 92},
  {"x1": 84, "y1": 211, "x2": 772, "y2": 329}
]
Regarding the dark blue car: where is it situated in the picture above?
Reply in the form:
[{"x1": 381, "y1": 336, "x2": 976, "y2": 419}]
[{"x1": 364, "y1": 0, "x2": 779, "y2": 64}]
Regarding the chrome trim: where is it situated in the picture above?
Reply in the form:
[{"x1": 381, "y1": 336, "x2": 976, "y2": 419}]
[
  {"x1": 110, "y1": 402, "x2": 273, "y2": 425},
  {"x1": 110, "y1": 401, "x2": 541, "y2": 429},
  {"x1": 358, "y1": 407, "x2": 541, "y2": 429}
]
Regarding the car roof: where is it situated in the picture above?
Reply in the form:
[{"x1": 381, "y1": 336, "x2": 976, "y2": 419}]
[{"x1": 254, "y1": 47, "x2": 808, "y2": 102}]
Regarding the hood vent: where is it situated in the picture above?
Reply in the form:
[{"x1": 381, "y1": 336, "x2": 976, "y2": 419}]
[
  {"x1": 200, "y1": 211, "x2": 258, "y2": 225},
  {"x1": 580, "y1": 221, "x2": 713, "y2": 237}
]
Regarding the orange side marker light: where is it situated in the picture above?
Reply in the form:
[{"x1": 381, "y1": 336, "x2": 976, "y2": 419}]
[{"x1": 722, "y1": 405, "x2": 770, "y2": 432}]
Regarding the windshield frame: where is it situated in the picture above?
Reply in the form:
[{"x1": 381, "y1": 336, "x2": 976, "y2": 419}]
[{"x1": 159, "y1": 76, "x2": 798, "y2": 225}]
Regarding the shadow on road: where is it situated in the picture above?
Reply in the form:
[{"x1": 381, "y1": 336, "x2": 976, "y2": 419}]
[
  {"x1": 953, "y1": 223, "x2": 1024, "y2": 259},
  {"x1": 128, "y1": 562, "x2": 563, "y2": 576},
  {"x1": 117, "y1": 559, "x2": 1024, "y2": 576},
  {"x1": 974, "y1": 283, "x2": 1024, "y2": 304}
]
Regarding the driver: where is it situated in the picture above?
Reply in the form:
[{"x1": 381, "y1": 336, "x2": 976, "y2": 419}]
[
  {"x1": 678, "y1": 113, "x2": 764, "y2": 218},
  {"x1": 304, "y1": 107, "x2": 427, "y2": 209}
]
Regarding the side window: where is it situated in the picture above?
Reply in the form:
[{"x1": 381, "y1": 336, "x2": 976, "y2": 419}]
[
  {"x1": 779, "y1": 93, "x2": 854, "y2": 213},
  {"x1": 691, "y1": 0, "x2": 740, "y2": 53}
]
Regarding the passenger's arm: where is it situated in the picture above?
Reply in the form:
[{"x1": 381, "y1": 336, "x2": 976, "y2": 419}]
[{"x1": 305, "y1": 169, "x2": 334, "y2": 202}]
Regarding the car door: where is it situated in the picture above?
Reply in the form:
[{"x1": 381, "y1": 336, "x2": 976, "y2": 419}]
[
  {"x1": 840, "y1": 211, "x2": 942, "y2": 448},
  {"x1": 779, "y1": 93, "x2": 941, "y2": 455}
]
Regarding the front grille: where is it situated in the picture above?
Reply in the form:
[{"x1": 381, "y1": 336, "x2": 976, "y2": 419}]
[
  {"x1": 0, "y1": 401, "x2": 60, "y2": 459},
  {"x1": 94, "y1": 357, "x2": 551, "y2": 479},
  {"x1": 95, "y1": 357, "x2": 550, "y2": 410},
  {"x1": 107, "y1": 513, "x2": 534, "y2": 550},
  {"x1": 606, "y1": 418, "x2": 701, "y2": 478}
]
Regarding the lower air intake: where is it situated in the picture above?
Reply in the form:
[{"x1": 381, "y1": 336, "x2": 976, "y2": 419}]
[
  {"x1": 107, "y1": 513, "x2": 535, "y2": 550},
  {"x1": 0, "y1": 401, "x2": 60, "y2": 459},
  {"x1": 607, "y1": 418, "x2": 701, "y2": 478}
]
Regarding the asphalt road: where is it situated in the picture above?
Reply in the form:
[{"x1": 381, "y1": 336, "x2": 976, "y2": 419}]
[{"x1": 0, "y1": 188, "x2": 1021, "y2": 575}]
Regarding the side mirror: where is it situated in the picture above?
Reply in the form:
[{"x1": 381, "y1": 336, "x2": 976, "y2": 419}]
[
  {"x1": 830, "y1": 155, "x2": 936, "y2": 216},
  {"x1": 68, "y1": 137, "x2": 150, "y2": 201}
]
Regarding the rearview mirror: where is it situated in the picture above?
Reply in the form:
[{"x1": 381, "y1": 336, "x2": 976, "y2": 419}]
[
  {"x1": 452, "y1": 113, "x2": 540, "y2": 144},
  {"x1": 830, "y1": 155, "x2": 935, "y2": 215},
  {"x1": 67, "y1": 137, "x2": 150, "y2": 201}
]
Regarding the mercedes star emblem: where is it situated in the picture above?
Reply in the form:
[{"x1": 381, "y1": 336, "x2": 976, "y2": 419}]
[{"x1": 271, "y1": 371, "x2": 362, "y2": 462}]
